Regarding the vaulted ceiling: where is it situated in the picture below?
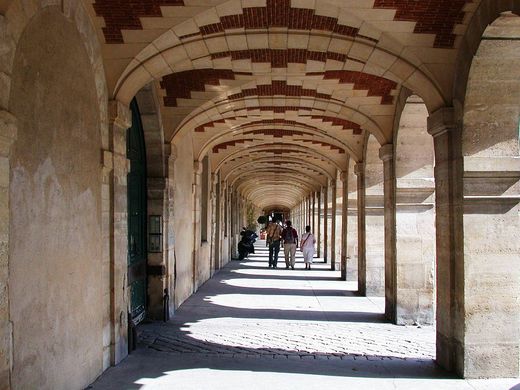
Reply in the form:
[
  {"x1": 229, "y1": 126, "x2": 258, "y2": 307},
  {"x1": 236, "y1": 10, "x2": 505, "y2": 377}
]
[{"x1": 86, "y1": 0, "x2": 479, "y2": 211}]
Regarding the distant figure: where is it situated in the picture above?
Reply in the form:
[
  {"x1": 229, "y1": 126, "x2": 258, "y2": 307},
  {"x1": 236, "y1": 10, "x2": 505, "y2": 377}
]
[
  {"x1": 300, "y1": 225, "x2": 316, "y2": 270},
  {"x1": 266, "y1": 219, "x2": 282, "y2": 268},
  {"x1": 281, "y1": 220, "x2": 298, "y2": 269}
]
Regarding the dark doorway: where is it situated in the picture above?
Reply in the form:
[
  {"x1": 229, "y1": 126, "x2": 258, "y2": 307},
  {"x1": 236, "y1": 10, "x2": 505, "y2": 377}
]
[{"x1": 127, "y1": 98, "x2": 147, "y2": 325}]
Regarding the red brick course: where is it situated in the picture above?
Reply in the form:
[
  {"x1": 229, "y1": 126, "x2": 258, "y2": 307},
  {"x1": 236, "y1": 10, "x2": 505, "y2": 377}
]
[
  {"x1": 373, "y1": 0, "x2": 470, "y2": 48},
  {"x1": 212, "y1": 139, "x2": 249, "y2": 153},
  {"x1": 160, "y1": 69, "x2": 238, "y2": 107},
  {"x1": 161, "y1": 70, "x2": 396, "y2": 108},
  {"x1": 213, "y1": 138, "x2": 345, "y2": 155},
  {"x1": 211, "y1": 48, "x2": 355, "y2": 67},
  {"x1": 93, "y1": 0, "x2": 184, "y2": 43},
  {"x1": 194, "y1": 115, "x2": 362, "y2": 134},
  {"x1": 94, "y1": 0, "x2": 470, "y2": 48},
  {"x1": 243, "y1": 129, "x2": 306, "y2": 138},
  {"x1": 193, "y1": 0, "x2": 371, "y2": 41}
]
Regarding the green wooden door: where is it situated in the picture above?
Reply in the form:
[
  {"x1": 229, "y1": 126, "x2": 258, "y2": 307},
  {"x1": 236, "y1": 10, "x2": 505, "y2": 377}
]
[{"x1": 127, "y1": 99, "x2": 147, "y2": 324}]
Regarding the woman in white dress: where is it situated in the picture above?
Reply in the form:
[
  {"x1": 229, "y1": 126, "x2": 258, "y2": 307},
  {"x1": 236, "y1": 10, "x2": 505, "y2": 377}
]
[{"x1": 300, "y1": 225, "x2": 316, "y2": 270}]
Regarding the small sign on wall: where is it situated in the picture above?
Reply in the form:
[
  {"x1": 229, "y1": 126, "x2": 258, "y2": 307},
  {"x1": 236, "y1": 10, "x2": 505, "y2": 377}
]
[{"x1": 149, "y1": 215, "x2": 162, "y2": 252}]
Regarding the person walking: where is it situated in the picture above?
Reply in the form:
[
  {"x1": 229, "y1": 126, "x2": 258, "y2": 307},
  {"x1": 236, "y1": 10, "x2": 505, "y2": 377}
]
[
  {"x1": 281, "y1": 220, "x2": 298, "y2": 269},
  {"x1": 300, "y1": 225, "x2": 316, "y2": 270},
  {"x1": 266, "y1": 218, "x2": 282, "y2": 268}
]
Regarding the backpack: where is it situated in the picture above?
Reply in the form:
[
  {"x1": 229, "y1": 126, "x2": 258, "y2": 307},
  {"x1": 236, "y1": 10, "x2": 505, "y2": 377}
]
[{"x1": 285, "y1": 228, "x2": 295, "y2": 244}]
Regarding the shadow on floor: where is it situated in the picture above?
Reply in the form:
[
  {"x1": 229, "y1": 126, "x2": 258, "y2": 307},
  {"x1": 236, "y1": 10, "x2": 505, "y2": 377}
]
[{"x1": 88, "y1": 243, "x2": 462, "y2": 389}]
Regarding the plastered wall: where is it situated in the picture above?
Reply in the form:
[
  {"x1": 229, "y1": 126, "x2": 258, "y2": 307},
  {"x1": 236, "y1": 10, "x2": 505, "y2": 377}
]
[{"x1": 8, "y1": 8, "x2": 103, "y2": 389}]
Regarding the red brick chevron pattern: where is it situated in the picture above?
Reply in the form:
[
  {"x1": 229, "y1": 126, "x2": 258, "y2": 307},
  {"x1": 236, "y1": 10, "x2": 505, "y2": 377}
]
[
  {"x1": 297, "y1": 139, "x2": 346, "y2": 154},
  {"x1": 311, "y1": 116, "x2": 362, "y2": 133},
  {"x1": 160, "y1": 69, "x2": 238, "y2": 107},
  {"x1": 228, "y1": 80, "x2": 331, "y2": 101},
  {"x1": 212, "y1": 139, "x2": 249, "y2": 153},
  {"x1": 318, "y1": 71, "x2": 397, "y2": 104},
  {"x1": 243, "y1": 129, "x2": 306, "y2": 138},
  {"x1": 93, "y1": 0, "x2": 184, "y2": 43},
  {"x1": 211, "y1": 49, "x2": 352, "y2": 67},
  {"x1": 245, "y1": 120, "x2": 318, "y2": 132},
  {"x1": 94, "y1": 0, "x2": 470, "y2": 47},
  {"x1": 161, "y1": 70, "x2": 396, "y2": 108},
  {"x1": 373, "y1": 0, "x2": 470, "y2": 48},
  {"x1": 193, "y1": 0, "x2": 369, "y2": 41},
  {"x1": 194, "y1": 116, "x2": 362, "y2": 134}
]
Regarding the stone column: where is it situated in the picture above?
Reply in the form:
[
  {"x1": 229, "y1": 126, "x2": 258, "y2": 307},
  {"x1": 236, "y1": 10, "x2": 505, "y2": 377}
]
[
  {"x1": 340, "y1": 171, "x2": 348, "y2": 280},
  {"x1": 427, "y1": 107, "x2": 464, "y2": 375},
  {"x1": 0, "y1": 110, "x2": 17, "y2": 387},
  {"x1": 323, "y1": 185, "x2": 328, "y2": 263},
  {"x1": 355, "y1": 163, "x2": 367, "y2": 296},
  {"x1": 379, "y1": 144, "x2": 397, "y2": 323},
  {"x1": 316, "y1": 190, "x2": 321, "y2": 257},
  {"x1": 311, "y1": 192, "x2": 316, "y2": 237},
  {"x1": 107, "y1": 100, "x2": 132, "y2": 365},
  {"x1": 305, "y1": 197, "x2": 308, "y2": 227},
  {"x1": 211, "y1": 173, "x2": 219, "y2": 275},
  {"x1": 165, "y1": 144, "x2": 177, "y2": 319},
  {"x1": 330, "y1": 178, "x2": 337, "y2": 271},
  {"x1": 192, "y1": 160, "x2": 202, "y2": 291}
]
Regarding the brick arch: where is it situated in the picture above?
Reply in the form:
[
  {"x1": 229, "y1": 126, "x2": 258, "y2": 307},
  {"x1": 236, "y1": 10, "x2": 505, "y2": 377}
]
[
  {"x1": 200, "y1": 120, "x2": 356, "y2": 163},
  {"x1": 223, "y1": 156, "x2": 334, "y2": 183},
  {"x1": 215, "y1": 143, "x2": 347, "y2": 173},
  {"x1": 177, "y1": 97, "x2": 382, "y2": 149},
  {"x1": 114, "y1": 26, "x2": 444, "y2": 114},
  {"x1": 117, "y1": 42, "x2": 443, "y2": 110},
  {"x1": 159, "y1": 71, "x2": 398, "y2": 108},
  {"x1": 236, "y1": 172, "x2": 323, "y2": 210}
]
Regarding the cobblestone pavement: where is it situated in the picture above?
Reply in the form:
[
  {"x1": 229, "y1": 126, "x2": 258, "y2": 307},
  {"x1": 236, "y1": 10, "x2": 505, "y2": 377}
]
[
  {"x1": 139, "y1": 244, "x2": 434, "y2": 362},
  {"x1": 90, "y1": 242, "x2": 520, "y2": 389}
]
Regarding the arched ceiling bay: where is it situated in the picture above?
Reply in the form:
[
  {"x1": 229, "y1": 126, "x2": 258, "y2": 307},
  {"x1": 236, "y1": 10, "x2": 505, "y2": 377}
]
[{"x1": 86, "y1": 0, "x2": 480, "y2": 211}]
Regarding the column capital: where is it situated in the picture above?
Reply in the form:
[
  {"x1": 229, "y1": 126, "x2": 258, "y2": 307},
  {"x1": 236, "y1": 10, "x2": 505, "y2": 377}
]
[
  {"x1": 329, "y1": 178, "x2": 336, "y2": 187},
  {"x1": 0, "y1": 110, "x2": 17, "y2": 157},
  {"x1": 379, "y1": 143, "x2": 394, "y2": 162},
  {"x1": 354, "y1": 162, "x2": 365, "y2": 176},
  {"x1": 166, "y1": 144, "x2": 178, "y2": 162},
  {"x1": 193, "y1": 160, "x2": 203, "y2": 175},
  {"x1": 108, "y1": 99, "x2": 132, "y2": 130},
  {"x1": 427, "y1": 107, "x2": 456, "y2": 138},
  {"x1": 339, "y1": 170, "x2": 348, "y2": 182}
]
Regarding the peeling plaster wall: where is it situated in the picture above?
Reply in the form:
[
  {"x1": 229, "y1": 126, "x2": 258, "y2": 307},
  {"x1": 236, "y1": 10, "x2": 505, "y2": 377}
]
[
  {"x1": 8, "y1": 8, "x2": 103, "y2": 389},
  {"x1": 172, "y1": 132, "x2": 194, "y2": 307}
]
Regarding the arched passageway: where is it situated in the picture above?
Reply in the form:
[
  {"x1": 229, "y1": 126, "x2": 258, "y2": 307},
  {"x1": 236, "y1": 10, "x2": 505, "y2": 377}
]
[{"x1": 0, "y1": 1, "x2": 519, "y2": 388}]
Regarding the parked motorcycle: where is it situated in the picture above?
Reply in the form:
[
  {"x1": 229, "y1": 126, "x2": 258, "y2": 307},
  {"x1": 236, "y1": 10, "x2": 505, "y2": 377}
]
[{"x1": 238, "y1": 229, "x2": 258, "y2": 260}]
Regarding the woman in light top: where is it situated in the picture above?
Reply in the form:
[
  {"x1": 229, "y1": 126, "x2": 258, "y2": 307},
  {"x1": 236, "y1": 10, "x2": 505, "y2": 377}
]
[{"x1": 300, "y1": 225, "x2": 316, "y2": 270}]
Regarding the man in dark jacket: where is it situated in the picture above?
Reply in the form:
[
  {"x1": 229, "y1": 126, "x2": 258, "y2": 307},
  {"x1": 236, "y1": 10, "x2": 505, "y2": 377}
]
[{"x1": 281, "y1": 220, "x2": 298, "y2": 269}]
